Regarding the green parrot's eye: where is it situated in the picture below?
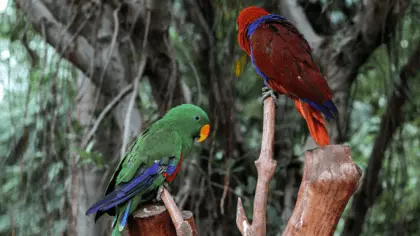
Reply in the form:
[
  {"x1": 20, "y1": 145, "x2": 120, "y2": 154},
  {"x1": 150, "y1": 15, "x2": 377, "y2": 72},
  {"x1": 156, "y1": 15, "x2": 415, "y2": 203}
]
[{"x1": 194, "y1": 116, "x2": 200, "y2": 120}]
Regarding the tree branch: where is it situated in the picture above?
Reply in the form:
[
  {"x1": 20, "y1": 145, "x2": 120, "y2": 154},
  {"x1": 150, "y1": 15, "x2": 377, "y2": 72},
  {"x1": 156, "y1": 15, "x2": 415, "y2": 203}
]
[
  {"x1": 120, "y1": 2, "x2": 151, "y2": 158},
  {"x1": 277, "y1": 0, "x2": 324, "y2": 49},
  {"x1": 236, "y1": 97, "x2": 277, "y2": 236},
  {"x1": 81, "y1": 84, "x2": 133, "y2": 149},
  {"x1": 341, "y1": 42, "x2": 420, "y2": 236},
  {"x1": 15, "y1": 0, "x2": 142, "y2": 137},
  {"x1": 161, "y1": 188, "x2": 197, "y2": 236}
]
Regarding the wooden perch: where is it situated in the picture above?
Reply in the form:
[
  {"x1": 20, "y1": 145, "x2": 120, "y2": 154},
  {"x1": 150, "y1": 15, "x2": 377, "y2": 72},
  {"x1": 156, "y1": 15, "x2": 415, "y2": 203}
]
[
  {"x1": 282, "y1": 145, "x2": 363, "y2": 236},
  {"x1": 236, "y1": 97, "x2": 277, "y2": 236},
  {"x1": 128, "y1": 188, "x2": 197, "y2": 236}
]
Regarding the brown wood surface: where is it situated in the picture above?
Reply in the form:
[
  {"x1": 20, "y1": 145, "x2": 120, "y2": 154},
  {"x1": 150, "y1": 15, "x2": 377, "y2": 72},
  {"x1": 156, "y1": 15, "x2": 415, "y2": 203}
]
[
  {"x1": 282, "y1": 145, "x2": 362, "y2": 236},
  {"x1": 127, "y1": 204, "x2": 196, "y2": 236}
]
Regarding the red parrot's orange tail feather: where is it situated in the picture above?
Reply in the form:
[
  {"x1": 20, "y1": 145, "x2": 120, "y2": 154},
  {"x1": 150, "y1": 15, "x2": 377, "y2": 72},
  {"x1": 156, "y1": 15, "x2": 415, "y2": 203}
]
[{"x1": 294, "y1": 99, "x2": 330, "y2": 146}]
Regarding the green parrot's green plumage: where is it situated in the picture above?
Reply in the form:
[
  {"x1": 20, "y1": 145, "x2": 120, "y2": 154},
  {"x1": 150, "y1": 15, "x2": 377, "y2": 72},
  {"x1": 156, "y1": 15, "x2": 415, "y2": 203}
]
[{"x1": 86, "y1": 104, "x2": 210, "y2": 235}]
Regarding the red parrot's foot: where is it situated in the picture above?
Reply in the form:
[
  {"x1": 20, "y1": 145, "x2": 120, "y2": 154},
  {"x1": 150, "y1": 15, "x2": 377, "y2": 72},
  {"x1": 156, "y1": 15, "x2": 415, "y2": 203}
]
[
  {"x1": 261, "y1": 87, "x2": 280, "y2": 107},
  {"x1": 155, "y1": 182, "x2": 170, "y2": 202}
]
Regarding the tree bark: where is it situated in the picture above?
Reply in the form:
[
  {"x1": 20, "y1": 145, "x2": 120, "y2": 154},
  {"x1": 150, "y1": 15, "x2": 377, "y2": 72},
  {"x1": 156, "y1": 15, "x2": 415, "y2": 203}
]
[
  {"x1": 282, "y1": 145, "x2": 362, "y2": 236},
  {"x1": 341, "y1": 42, "x2": 420, "y2": 236},
  {"x1": 128, "y1": 205, "x2": 197, "y2": 236},
  {"x1": 128, "y1": 189, "x2": 198, "y2": 236},
  {"x1": 74, "y1": 73, "x2": 113, "y2": 235},
  {"x1": 15, "y1": 0, "x2": 142, "y2": 136}
]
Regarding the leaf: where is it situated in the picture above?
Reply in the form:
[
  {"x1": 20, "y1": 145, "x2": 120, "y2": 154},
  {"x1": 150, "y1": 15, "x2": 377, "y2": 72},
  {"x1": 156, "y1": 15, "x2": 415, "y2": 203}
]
[
  {"x1": 0, "y1": 215, "x2": 11, "y2": 233},
  {"x1": 48, "y1": 162, "x2": 63, "y2": 182}
]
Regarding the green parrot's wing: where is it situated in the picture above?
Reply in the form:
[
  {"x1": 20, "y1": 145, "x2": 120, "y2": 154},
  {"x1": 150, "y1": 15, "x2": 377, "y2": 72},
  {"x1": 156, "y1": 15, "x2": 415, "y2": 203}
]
[
  {"x1": 92, "y1": 128, "x2": 183, "y2": 221},
  {"x1": 102, "y1": 125, "x2": 156, "y2": 196},
  {"x1": 115, "y1": 127, "x2": 183, "y2": 184},
  {"x1": 104, "y1": 136, "x2": 146, "y2": 196}
]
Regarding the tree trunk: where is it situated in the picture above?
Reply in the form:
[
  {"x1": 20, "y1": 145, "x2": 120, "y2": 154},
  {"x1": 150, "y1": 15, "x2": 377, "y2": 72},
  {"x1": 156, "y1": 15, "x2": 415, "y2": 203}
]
[
  {"x1": 73, "y1": 73, "x2": 115, "y2": 235},
  {"x1": 15, "y1": 0, "x2": 180, "y2": 235}
]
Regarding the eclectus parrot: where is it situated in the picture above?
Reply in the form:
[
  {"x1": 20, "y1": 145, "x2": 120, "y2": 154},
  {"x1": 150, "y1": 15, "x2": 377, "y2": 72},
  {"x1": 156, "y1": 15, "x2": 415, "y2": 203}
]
[
  {"x1": 86, "y1": 104, "x2": 210, "y2": 236},
  {"x1": 236, "y1": 6, "x2": 338, "y2": 146}
]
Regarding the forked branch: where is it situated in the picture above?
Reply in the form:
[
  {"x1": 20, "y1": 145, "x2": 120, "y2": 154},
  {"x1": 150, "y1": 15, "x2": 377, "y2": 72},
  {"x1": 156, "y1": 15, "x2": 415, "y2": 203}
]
[
  {"x1": 236, "y1": 97, "x2": 277, "y2": 236},
  {"x1": 236, "y1": 97, "x2": 362, "y2": 236}
]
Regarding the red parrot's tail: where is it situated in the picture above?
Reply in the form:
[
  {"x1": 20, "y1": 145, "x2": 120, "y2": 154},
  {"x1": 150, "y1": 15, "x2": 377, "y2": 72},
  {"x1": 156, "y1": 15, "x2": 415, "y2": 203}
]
[{"x1": 294, "y1": 99, "x2": 330, "y2": 146}]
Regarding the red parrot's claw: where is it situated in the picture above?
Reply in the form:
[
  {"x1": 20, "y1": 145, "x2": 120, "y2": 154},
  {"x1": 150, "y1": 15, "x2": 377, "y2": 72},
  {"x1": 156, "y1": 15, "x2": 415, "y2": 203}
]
[{"x1": 261, "y1": 87, "x2": 280, "y2": 107}]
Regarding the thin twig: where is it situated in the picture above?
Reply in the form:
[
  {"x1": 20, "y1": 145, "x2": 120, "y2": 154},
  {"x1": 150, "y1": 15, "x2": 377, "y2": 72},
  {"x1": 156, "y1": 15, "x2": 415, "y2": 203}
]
[
  {"x1": 80, "y1": 84, "x2": 133, "y2": 149},
  {"x1": 236, "y1": 96, "x2": 277, "y2": 236},
  {"x1": 120, "y1": 5, "x2": 151, "y2": 158},
  {"x1": 220, "y1": 171, "x2": 230, "y2": 215},
  {"x1": 92, "y1": 4, "x2": 121, "y2": 116},
  {"x1": 178, "y1": 41, "x2": 203, "y2": 105}
]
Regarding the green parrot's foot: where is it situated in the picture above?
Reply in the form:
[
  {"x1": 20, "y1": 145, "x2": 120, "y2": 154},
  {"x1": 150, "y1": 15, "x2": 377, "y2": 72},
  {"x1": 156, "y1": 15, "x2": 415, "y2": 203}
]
[
  {"x1": 261, "y1": 87, "x2": 280, "y2": 107},
  {"x1": 156, "y1": 182, "x2": 170, "y2": 202}
]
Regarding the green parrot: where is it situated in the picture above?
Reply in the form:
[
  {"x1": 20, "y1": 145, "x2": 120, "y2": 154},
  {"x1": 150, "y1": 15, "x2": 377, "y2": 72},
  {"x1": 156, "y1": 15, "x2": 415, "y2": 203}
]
[{"x1": 86, "y1": 104, "x2": 210, "y2": 236}]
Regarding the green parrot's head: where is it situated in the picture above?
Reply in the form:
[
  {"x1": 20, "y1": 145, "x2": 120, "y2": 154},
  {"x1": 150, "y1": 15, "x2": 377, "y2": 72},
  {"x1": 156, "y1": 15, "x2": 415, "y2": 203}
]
[{"x1": 163, "y1": 104, "x2": 210, "y2": 143}]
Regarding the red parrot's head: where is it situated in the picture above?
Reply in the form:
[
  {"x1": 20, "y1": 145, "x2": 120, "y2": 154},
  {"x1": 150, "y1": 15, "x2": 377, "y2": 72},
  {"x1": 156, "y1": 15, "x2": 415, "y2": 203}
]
[{"x1": 237, "y1": 6, "x2": 269, "y2": 55}]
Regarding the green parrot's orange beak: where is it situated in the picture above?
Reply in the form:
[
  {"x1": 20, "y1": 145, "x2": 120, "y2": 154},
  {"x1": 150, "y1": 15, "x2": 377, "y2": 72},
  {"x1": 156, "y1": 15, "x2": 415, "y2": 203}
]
[{"x1": 197, "y1": 124, "x2": 210, "y2": 142}]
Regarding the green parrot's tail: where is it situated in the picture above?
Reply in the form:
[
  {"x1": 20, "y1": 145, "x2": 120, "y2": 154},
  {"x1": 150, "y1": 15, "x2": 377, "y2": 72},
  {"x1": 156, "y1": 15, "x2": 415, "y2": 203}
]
[
  {"x1": 111, "y1": 226, "x2": 121, "y2": 236},
  {"x1": 111, "y1": 196, "x2": 142, "y2": 235},
  {"x1": 119, "y1": 199, "x2": 132, "y2": 231},
  {"x1": 111, "y1": 199, "x2": 132, "y2": 235}
]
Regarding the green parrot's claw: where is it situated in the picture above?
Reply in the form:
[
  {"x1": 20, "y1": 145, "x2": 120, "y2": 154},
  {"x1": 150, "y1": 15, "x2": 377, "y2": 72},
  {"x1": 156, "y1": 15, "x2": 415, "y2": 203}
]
[
  {"x1": 156, "y1": 182, "x2": 170, "y2": 202},
  {"x1": 156, "y1": 185, "x2": 164, "y2": 202},
  {"x1": 261, "y1": 87, "x2": 280, "y2": 107},
  {"x1": 163, "y1": 182, "x2": 170, "y2": 191}
]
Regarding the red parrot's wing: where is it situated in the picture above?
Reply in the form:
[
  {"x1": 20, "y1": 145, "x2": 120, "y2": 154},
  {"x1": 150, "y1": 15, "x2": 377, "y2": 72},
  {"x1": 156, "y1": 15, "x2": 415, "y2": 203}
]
[{"x1": 250, "y1": 20, "x2": 332, "y2": 103}]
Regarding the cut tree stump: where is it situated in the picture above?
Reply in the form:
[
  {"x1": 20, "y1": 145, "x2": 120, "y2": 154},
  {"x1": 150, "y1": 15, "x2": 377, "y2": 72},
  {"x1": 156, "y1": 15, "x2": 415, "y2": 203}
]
[
  {"x1": 236, "y1": 97, "x2": 362, "y2": 236},
  {"x1": 127, "y1": 204, "x2": 197, "y2": 236},
  {"x1": 282, "y1": 145, "x2": 363, "y2": 236}
]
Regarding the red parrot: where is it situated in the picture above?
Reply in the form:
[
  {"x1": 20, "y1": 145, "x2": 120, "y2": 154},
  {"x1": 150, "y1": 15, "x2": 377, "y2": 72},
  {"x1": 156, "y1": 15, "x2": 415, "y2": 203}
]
[{"x1": 236, "y1": 6, "x2": 338, "y2": 146}]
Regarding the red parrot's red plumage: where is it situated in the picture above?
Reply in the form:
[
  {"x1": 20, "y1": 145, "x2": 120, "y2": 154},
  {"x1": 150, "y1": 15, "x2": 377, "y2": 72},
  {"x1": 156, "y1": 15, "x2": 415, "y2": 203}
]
[{"x1": 237, "y1": 6, "x2": 338, "y2": 146}]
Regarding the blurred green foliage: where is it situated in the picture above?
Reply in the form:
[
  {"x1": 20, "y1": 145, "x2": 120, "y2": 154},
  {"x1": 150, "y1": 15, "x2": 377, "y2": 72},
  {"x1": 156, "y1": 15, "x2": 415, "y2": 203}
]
[
  {"x1": 0, "y1": 0, "x2": 419, "y2": 235},
  {"x1": 0, "y1": 2, "x2": 76, "y2": 235}
]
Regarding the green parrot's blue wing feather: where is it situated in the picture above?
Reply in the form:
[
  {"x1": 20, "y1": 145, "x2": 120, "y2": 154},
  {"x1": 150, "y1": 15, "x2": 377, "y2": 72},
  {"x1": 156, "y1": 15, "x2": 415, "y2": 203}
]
[
  {"x1": 90, "y1": 129, "x2": 183, "y2": 222},
  {"x1": 119, "y1": 199, "x2": 132, "y2": 231},
  {"x1": 86, "y1": 159, "x2": 167, "y2": 215}
]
